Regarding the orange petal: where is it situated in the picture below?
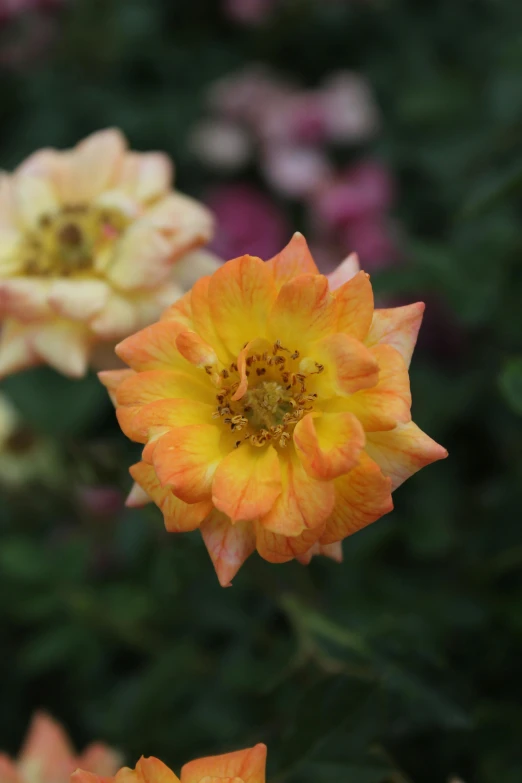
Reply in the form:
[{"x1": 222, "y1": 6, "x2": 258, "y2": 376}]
[
  {"x1": 320, "y1": 452, "x2": 393, "y2": 544},
  {"x1": 187, "y1": 276, "x2": 229, "y2": 363},
  {"x1": 130, "y1": 462, "x2": 211, "y2": 532},
  {"x1": 71, "y1": 772, "x2": 112, "y2": 783},
  {"x1": 259, "y1": 447, "x2": 334, "y2": 536},
  {"x1": 255, "y1": 523, "x2": 325, "y2": 564},
  {"x1": 266, "y1": 232, "x2": 319, "y2": 289},
  {"x1": 181, "y1": 744, "x2": 267, "y2": 783},
  {"x1": 293, "y1": 411, "x2": 365, "y2": 480},
  {"x1": 365, "y1": 421, "x2": 448, "y2": 490},
  {"x1": 312, "y1": 332, "x2": 379, "y2": 397},
  {"x1": 0, "y1": 756, "x2": 20, "y2": 783},
  {"x1": 78, "y1": 744, "x2": 122, "y2": 777},
  {"x1": 136, "y1": 757, "x2": 181, "y2": 783},
  {"x1": 152, "y1": 424, "x2": 223, "y2": 503},
  {"x1": 19, "y1": 712, "x2": 74, "y2": 783},
  {"x1": 212, "y1": 444, "x2": 281, "y2": 522},
  {"x1": 295, "y1": 540, "x2": 343, "y2": 565},
  {"x1": 341, "y1": 344, "x2": 411, "y2": 431},
  {"x1": 268, "y1": 274, "x2": 335, "y2": 350},
  {"x1": 175, "y1": 330, "x2": 218, "y2": 368},
  {"x1": 327, "y1": 252, "x2": 360, "y2": 290},
  {"x1": 116, "y1": 369, "x2": 215, "y2": 408},
  {"x1": 365, "y1": 303, "x2": 425, "y2": 368},
  {"x1": 335, "y1": 270, "x2": 374, "y2": 341},
  {"x1": 116, "y1": 321, "x2": 192, "y2": 372},
  {"x1": 208, "y1": 255, "x2": 276, "y2": 355},
  {"x1": 160, "y1": 291, "x2": 193, "y2": 327},
  {"x1": 200, "y1": 511, "x2": 256, "y2": 586},
  {"x1": 98, "y1": 369, "x2": 135, "y2": 406}
]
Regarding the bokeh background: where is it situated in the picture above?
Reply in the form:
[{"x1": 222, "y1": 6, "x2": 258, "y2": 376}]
[{"x1": 1, "y1": 1, "x2": 521, "y2": 781}]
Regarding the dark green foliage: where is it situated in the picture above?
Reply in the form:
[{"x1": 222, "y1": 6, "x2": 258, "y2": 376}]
[{"x1": 1, "y1": 1, "x2": 521, "y2": 782}]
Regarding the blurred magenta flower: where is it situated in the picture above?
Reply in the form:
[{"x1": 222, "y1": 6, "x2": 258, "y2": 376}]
[
  {"x1": 206, "y1": 183, "x2": 290, "y2": 260},
  {"x1": 342, "y1": 215, "x2": 398, "y2": 269},
  {"x1": 76, "y1": 485, "x2": 124, "y2": 518},
  {"x1": 223, "y1": 0, "x2": 276, "y2": 25},
  {"x1": 313, "y1": 160, "x2": 394, "y2": 227},
  {"x1": 0, "y1": 0, "x2": 62, "y2": 22}
]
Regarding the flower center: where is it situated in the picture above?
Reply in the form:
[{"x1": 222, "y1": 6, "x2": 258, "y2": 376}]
[
  {"x1": 212, "y1": 341, "x2": 323, "y2": 449},
  {"x1": 19, "y1": 204, "x2": 128, "y2": 277}
]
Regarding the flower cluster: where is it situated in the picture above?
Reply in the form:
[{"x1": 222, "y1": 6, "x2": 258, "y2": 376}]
[
  {"x1": 0, "y1": 129, "x2": 217, "y2": 378},
  {"x1": 192, "y1": 66, "x2": 398, "y2": 271},
  {"x1": 0, "y1": 712, "x2": 121, "y2": 783},
  {"x1": 101, "y1": 234, "x2": 447, "y2": 586},
  {"x1": 73, "y1": 746, "x2": 267, "y2": 783}
]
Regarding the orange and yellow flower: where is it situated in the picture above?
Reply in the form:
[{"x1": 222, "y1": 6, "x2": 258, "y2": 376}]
[
  {"x1": 72, "y1": 745, "x2": 267, "y2": 783},
  {"x1": 0, "y1": 711, "x2": 121, "y2": 783},
  {"x1": 100, "y1": 233, "x2": 447, "y2": 585},
  {"x1": 0, "y1": 128, "x2": 216, "y2": 378}
]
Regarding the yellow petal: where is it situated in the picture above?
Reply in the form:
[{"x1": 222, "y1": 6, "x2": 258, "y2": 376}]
[
  {"x1": 0, "y1": 320, "x2": 39, "y2": 378},
  {"x1": 268, "y1": 274, "x2": 336, "y2": 350},
  {"x1": 208, "y1": 254, "x2": 276, "y2": 356},
  {"x1": 293, "y1": 411, "x2": 365, "y2": 480},
  {"x1": 334, "y1": 270, "x2": 374, "y2": 341},
  {"x1": 266, "y1": 232, "x2": 318, "y2": 289},
  {"x1": 0, "y1": 229, "x2": 23, "y2": 275},
  {"x1": 320, "y1": 452, "x2": 393, "y2": 544},
  {"x1": 58, "y1": 128, "x2": 126, "y2": 203},
  {"x1": 31, "y1": 323, "x2": 89, "y2": 378},
  {"x1": 212, "y1": 444, "x2": 281, "y2": 522},
  {"x1": 107, "y1": 219, "x2": 174, "y2": 291},
  {"x1": 48, "y1": 280, "x2": 109, "y2": 321},
  {"x1": 129, "y1": 461, "x2": 211, "y2": 532},
  {"x1": 151, "y1": 423, "x2": 223, "y2": 503},
  {"x1": 339, "y1": 344, "x2": 411, "y2": 431},
  {"x1": 365, "y1": 302, "x2": 425, "y2": 368},
  {"x1": 200, "y1": 511, "x2": 256, "y2": 587},
  {"x1": 12, "y1": 175, "x2": 59, "y2": 231},
  {"x1": 117, "y1": 151, "x2": 173, "y2": 203},
  {"x1": 115, "y1": 369, "x2": 214, "y2": 408},
  {"x1": 131, "y1": 398, "x2": 214, "y2": 441},
  {"x1": 312, "y1": 332, "x2": 379, "y2": 397},
  {"x1": 0, "y1": 278, "x2": 52, "y2": 321},
  {"x1": 259, "y1": 447, "x2": 334, "y2": 536},
  {"x1": 365, "y1": 421, "x2": 448, "y2": 490},
  {"x1": 181, "y1": 744, "x2": 267, "y2": 783}
]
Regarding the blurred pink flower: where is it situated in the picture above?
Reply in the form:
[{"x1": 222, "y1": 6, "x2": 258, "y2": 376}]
[
  {"x1": 259, "y1": 93, "x2": 328, "y2": 145},
  {"x1": 190, "y1": 119, "x2": 252, "y2": 171},
  {"x1": 313, "y1": 160, "x2": 394, "y2": 227},
  {"x1": 223, "y1": 0, "x2": 276, "y2": 25},
  {"x1": 263, "y1": 145, "x2": 332, "y2": 198},
  {"x1": 206, "y1": 183, "x2": 290, "y2": 260},
  {"x1": 320, "y1": 71, "x2": 379, "y2": 143},
  {"x1": 208, "y1": 66, "x2": 294, "y2": 126}
]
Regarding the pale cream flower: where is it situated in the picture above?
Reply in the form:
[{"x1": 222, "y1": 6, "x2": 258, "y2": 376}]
[{"x1": 0, "y1": 128, "x2": 217, "y2": 378}]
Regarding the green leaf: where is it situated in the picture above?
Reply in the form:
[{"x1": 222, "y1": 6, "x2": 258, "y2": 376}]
[{"x1": 499, "y1": 358, "x2": 522, "y2": 416}]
